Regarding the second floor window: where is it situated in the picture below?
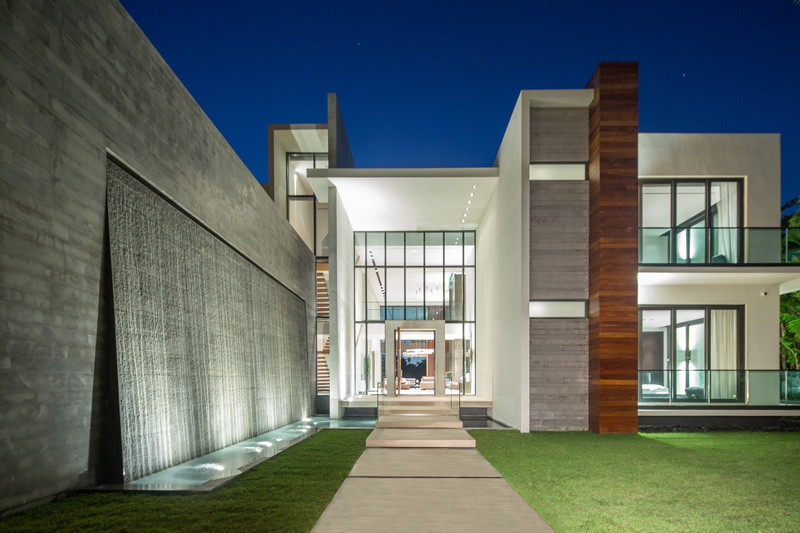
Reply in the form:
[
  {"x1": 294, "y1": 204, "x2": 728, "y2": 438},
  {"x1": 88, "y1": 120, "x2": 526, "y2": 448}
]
[{"x1": 640, "y1": 178, "x2": 742, "y2": 264}]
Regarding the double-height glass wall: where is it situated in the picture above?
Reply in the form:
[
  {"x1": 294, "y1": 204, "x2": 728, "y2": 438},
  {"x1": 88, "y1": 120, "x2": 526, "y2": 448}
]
[{"x1": 354, "y1": 231, "x2": 476, "y2": 395}]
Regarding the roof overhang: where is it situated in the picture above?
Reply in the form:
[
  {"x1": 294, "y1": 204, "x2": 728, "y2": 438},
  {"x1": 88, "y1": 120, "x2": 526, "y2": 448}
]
[
  {"x1": 270, "y1": 124, "x2": 327, "y2": 153},
  {"x1": 307, "y1": 168, "x2": 499, "y2": 231}
]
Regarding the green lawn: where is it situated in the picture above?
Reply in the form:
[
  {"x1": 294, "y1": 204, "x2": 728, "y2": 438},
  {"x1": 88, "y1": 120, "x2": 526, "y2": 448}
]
[
  {"x1": 0, "y1": 429, "x2": 368, "y2": 533},
  {"x1": 472, "y1": 430, "x2": 800, "y2": 532}
]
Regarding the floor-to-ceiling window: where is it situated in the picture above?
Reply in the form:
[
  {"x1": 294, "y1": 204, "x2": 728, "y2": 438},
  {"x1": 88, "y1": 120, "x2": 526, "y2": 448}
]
[
  {"x1": 639, "y1": 306, "x2": 743, "y2": 403},
  {"x1": 354, "y1": 231, "x2": 476, "y2": 395},
  {"x1": 639, "y1": 178, "x2": 742, "y2": 264}
]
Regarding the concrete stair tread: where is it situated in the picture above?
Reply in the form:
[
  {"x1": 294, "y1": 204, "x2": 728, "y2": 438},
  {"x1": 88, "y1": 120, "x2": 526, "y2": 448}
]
[
  {"x1": 366, "y1": 428, "x2": 475, "y2": 448},
  {"x1": 375, "y1": 414, "x2": 463, "y2": 429}
]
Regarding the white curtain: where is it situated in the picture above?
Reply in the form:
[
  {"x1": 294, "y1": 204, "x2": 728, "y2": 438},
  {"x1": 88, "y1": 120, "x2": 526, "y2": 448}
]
[
  {"x1": 710, "y1": 309, "x2": 737, "y2": 399},
  {"x1": 715, "y1": 182, "x2": 738, "y2": 262}
]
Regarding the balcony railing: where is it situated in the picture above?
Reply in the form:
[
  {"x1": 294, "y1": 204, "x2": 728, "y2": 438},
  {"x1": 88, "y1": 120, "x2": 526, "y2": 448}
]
[
  {"x1": 639, "y1": 369, "x2": 800, "y2": 406},
  {"x1": 639, "y1": 227, "x2": 800, "y2": 265}
]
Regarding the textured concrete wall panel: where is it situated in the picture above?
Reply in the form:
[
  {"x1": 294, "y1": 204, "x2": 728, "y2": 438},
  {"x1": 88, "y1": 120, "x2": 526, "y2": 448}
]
[{"x1": 107, "y1": 164, "x2": 310, "y2": 481}]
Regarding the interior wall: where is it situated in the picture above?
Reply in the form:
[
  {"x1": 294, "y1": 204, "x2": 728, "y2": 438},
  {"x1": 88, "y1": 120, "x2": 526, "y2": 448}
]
[
  {"x1": 477, "y1": 94, "x2": 529, "y2": 430},
  {"x1": 638, "y1": 134, "x2": 781, "y2": 227},
  {"x1": 0, "y1": 0, "x2": 314, "y2": 512},
  {"x1": 328, "y1": 187, "x2": 355, "y2": 418}
]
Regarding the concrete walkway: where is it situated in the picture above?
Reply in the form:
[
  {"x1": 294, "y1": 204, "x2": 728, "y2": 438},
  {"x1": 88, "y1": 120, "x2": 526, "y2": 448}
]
[{"x1": 312, "y1": 427, "x2": 553, "y2": 532}]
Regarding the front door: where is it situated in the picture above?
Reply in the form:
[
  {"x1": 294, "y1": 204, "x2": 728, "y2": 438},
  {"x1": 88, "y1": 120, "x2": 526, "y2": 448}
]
[{"x1": 384, "y1": 320, "x2": 447, "y2": 397}]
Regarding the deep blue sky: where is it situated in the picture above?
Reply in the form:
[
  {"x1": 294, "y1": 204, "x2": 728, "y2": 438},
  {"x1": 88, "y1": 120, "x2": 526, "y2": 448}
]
[{"x1": 120, "y1": 0, "x2": 800, "y2": 203}]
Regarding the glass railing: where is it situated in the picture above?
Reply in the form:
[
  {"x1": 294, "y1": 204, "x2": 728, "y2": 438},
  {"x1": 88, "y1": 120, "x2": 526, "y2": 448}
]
[
  {"x1": 639, "y1": 227, "x2": 800, "y2": 265},
  {"x1": 639, "y1": 370, "x2": 800, "y2": 406}
]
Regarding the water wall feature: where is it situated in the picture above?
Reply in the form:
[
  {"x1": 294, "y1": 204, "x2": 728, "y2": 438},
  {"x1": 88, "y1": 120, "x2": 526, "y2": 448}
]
[{"x1": 107, "y1": 162, "x2": 311, "y2": 482}]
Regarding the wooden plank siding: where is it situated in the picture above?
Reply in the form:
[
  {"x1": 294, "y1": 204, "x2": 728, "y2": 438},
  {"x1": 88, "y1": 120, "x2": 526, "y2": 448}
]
[{"x1": 585, "y1": 62, "x2": 639, "y2": 433}]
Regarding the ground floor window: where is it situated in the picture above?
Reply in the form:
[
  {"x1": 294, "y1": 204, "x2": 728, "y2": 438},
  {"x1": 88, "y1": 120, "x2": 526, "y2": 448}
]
[{"x1": 639, "y1": 306, "x2": 743, "y2": 403}]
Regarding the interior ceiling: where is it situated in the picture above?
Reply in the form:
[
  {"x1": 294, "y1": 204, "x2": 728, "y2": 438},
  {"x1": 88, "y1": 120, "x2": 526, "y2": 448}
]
[{"x1": 308, "y1": 170, "x2": 498, "y2": 231}]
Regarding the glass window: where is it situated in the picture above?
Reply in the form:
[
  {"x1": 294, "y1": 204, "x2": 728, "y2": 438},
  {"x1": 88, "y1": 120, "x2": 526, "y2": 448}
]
[
  {"x1": 316, "y1": 203, "x2": 328, "y2": 257},
  {"x1": 354, "y1": 232, "x2": 366, "y2": 266},
  {"x1": 444, "y1": 232, "x2": 463, "y2": 265},
  {"x1": 287, "y1": 154, "x2": 314, "y2": 196},
  {"x1": 641, "y1": 183, "x2": 671, "y2": 228},
  {"x1": 464, "y1": 232, "x2": 475, "y2": 265},
  {"x1": 406, "y1": 233, "x2": 424, "y2": 266},
  {"x1": 639, "y1": 307, "x2": 741, "y2": 404},
  {"x1": 366, "y1": 266, "x2": 384, "y2": 320},
  {"x1": 385, "y1": 268, "x2": 404, "y2": 320},
  {"x1": 445, "y1": 268, "x2": 464, "y2": 321},
  {"x1": 362, "y1": 323, "x2": 384, "y2": 394},
  {"x1": 425, "y1": 267, "x2": 444, "y2": 320},
  {"x1": 406, "y1": 268, "x2": 424, "y2": 310},
  {"x1": 366, "y1": 233, "x2": 385, "y2": 266},
  {"x1": 354, "y1": 267, "x2": 365, "y2": 322},
  {"x1": 316, "y1": 319, "x2": 330, "y2": 394},
  {"x1": 386, "y1": 232, "x2": 404, "y2": 265},
  {"x1": 354, "y1": 322, "x2": 367, "y2": 394},
  {"x1": 464, "y1": 267, "x2": 475, "y2": 321},
  {"x1": 464, "y1": 323, "x2": 476, "y2": 395},
  {"x1": 288, "y1": 197, "x2": 314, "y2": 251},
  {"x1": 425, "y1": 232, "x2": 444, "y2": 265},
  {"x1": 445, "y1": 323, "x2": 464, "y2": 393}
]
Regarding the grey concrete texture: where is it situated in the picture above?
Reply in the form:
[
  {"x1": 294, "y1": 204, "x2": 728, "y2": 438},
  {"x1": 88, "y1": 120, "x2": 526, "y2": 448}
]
[
  {"x1": 530, "y1": 181, "x2": 589, "y2": 300},
  {"x1": 0, "y1": 0, "x2": 314, "y2": 512},
  {"x1": 107, "y1": 165, "x2": 311, "y2": 481},
  {"x1": 530, "y1": 107, "x2": 590, "y2": 163},
  {"x1": 529, "y1": 319, "x2": 589, "y2": 431}
]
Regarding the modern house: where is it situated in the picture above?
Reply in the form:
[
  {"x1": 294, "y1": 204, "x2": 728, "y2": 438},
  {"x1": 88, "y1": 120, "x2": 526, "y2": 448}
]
[
  {"x1": 2, "y1": 0, "x2": 799, "y2": 516},
  {"x1": 269, "y1": 63, "x2": 800, "y2": 433}
]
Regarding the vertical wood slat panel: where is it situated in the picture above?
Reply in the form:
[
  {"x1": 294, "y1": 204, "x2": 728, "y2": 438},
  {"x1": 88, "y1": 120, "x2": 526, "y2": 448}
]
[{"x1": 586, "y1": 62, "x2": 639, "y2": 433}]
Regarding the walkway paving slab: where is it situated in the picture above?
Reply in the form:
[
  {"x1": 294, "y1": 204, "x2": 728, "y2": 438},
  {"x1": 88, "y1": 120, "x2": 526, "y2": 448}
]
[
  {"x1": 350, "y1": 448, "x2": 501, "y2": 478},
  {"x1": 366, "y1": 428, "x2": 475, "y2": 448},
  {"x1": 311, "y1": 477, "x2": 552, "y2": 532}
]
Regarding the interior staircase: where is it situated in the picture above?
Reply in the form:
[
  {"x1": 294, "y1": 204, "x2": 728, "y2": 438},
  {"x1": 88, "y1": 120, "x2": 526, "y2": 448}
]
[
  {"x1": 317, "y1": 337, "x2": 330, "y2": 393},
  {"x1": 316, "y1": 266, "x2": 330, "y2": 394}
]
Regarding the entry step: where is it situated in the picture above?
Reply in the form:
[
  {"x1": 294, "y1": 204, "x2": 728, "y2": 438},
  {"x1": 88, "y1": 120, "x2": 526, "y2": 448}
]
[
  {"x1": 366, "y1": 428, "x2": 475, "y2": 448},
  {"x1": 375, "y1": 414, "x2": 463, "y2": 429}
]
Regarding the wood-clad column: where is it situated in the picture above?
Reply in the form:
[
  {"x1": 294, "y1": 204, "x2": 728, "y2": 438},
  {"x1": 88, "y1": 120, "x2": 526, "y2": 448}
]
[{"x1": 585, "y1": 62, "x2": 639, "y2": 433}]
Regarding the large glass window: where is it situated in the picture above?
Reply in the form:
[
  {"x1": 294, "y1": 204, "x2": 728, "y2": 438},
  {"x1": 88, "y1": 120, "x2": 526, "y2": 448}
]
[
  {"x1": 639, "y1": 179, "x2": 742, "y2": 264},
  {"x1": 639, "y1": 306, "x2": 742, "y2": 403},
  {"x1": 354, "y1": 231, "x2": 477, "y2": 394},
  {"x1": 286, "y1": 153, "x2": 328, "y2": 254}
]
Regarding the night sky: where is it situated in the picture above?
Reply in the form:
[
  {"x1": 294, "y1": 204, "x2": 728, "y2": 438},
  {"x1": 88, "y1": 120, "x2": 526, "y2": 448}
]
[{"x1": 119, "y1": 0, "x2": 800, "y2": 203}]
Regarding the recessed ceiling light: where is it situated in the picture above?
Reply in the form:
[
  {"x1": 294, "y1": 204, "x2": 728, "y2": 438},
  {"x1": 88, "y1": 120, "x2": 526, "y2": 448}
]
[
  {"x1": 467, "y1": 200, "x2": 471, "y2": 205},
  {"x1": 472, "y1": 185, "x2": 476, "y2": 189}
]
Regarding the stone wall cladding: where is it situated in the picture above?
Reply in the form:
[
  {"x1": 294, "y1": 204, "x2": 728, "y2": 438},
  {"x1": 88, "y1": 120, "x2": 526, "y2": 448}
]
[
  {"x1": 529, "y1": 181, "x2": 589, "y2": 300},
  {"x1": 108, "y1": 164, "x2": 310, "y2": 481},
  {"x1": 529, "y1": 319, "x2": 589, "y2": 431},
  {"x1": 530, "y1": 107, "x2": 589, "y2": 162},
  {"x1": 0, "y1": 0, "x2": 314, "y2": 511}
]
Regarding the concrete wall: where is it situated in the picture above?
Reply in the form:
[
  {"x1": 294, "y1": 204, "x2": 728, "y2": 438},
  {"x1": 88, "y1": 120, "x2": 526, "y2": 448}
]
[
  {"x1": 328, "y1": 94, "x2": 355, "y2": 169},
  {"x1": 530, "y1": 319, "x2": 589, "y2": 430},
  {"x1": 108, "y1": 164, "x2": 310, "y2": 481},
  {"x1": 528, "y1": 180, "x2": 589, "y2": 430},
  {"x1": 0, "y1": 0, "x2": 314, "y2": 512},
  {"x1": 530, "y1": 107, "x2": 589, "y2": 162},
  {"x1": 328, "y1": 188, "x2": 355, "y2": 418},
  {"x1": 477, "y1": 94, "x2": 530, "y2": 430},
  {"x1": 529, "y1": 181, "x2": 589, "y2": 299},
  {"x1": 638, "y1": 134, "x2": 781, "y2": 227}
]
